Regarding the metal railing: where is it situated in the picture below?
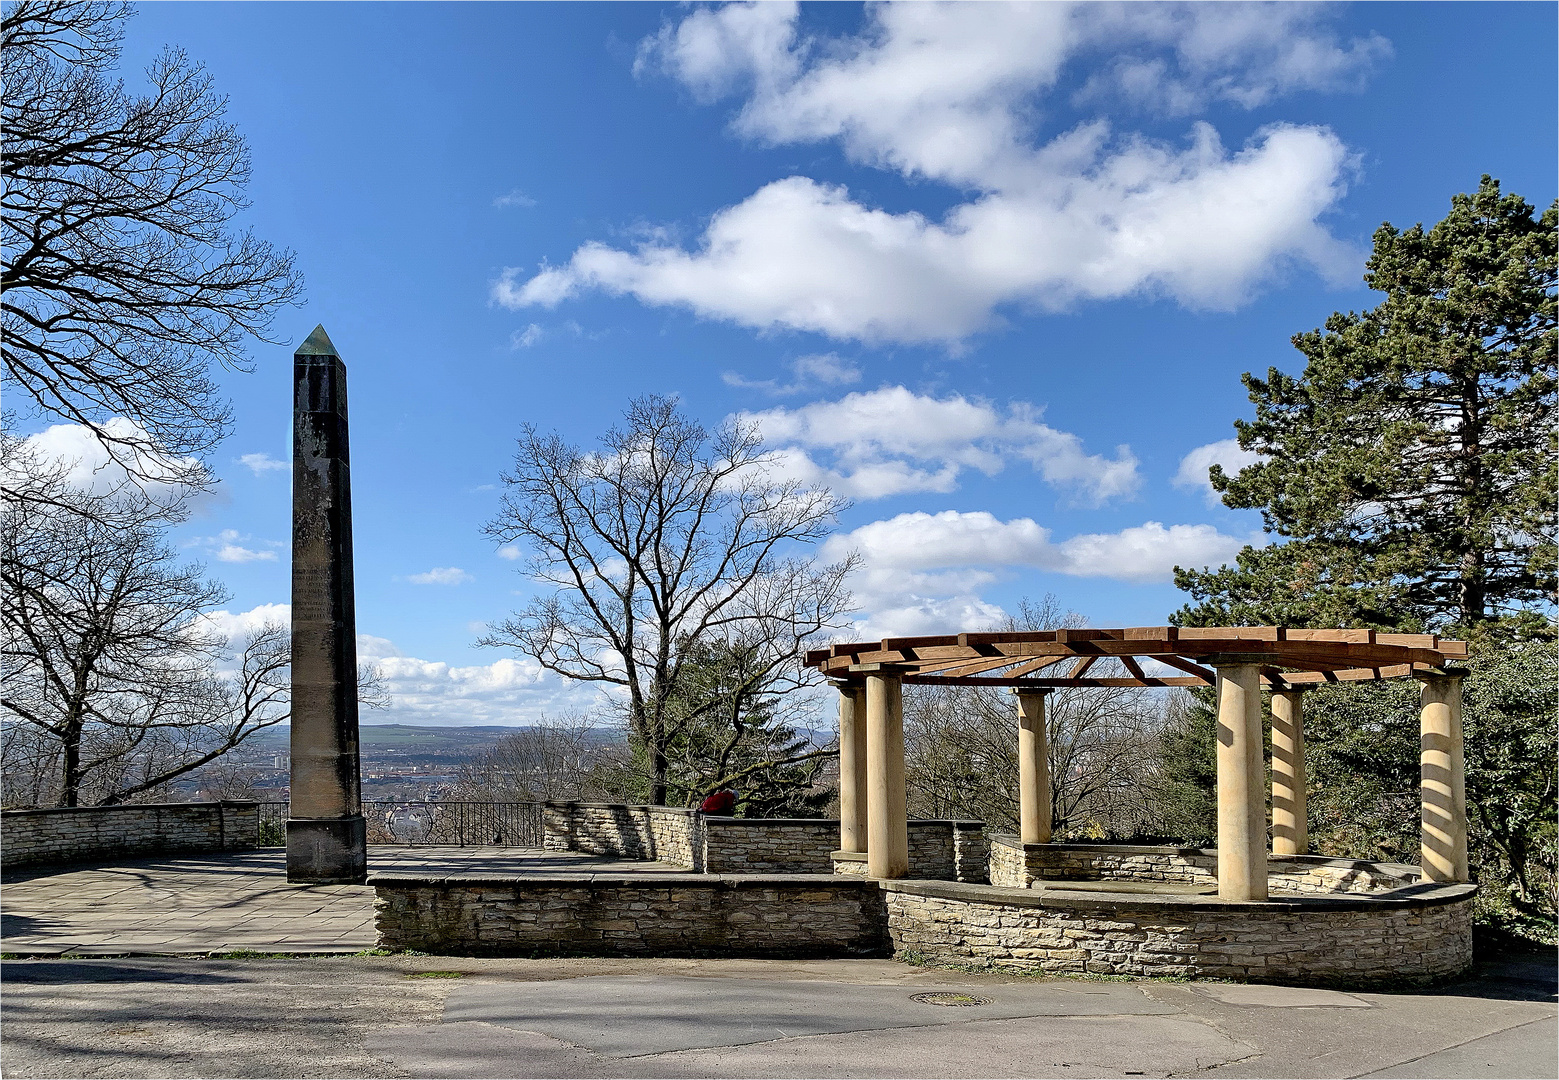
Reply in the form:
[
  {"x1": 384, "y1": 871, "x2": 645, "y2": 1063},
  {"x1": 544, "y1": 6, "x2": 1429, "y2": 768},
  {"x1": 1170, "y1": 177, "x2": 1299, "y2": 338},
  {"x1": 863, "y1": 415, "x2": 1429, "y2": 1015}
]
[{"x1": 257, "y1": 800, "x2": 543, "y2": 847}]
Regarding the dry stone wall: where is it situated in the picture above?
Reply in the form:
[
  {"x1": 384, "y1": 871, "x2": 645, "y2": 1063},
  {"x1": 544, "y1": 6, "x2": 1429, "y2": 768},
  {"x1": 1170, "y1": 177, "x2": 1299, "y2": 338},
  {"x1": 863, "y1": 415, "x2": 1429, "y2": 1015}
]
[
  {"x1": 373, "y1": 873, "x2": 885, "y2": 957},
  {"x1": 1, "y1": 801, "x2": 260, "y2": 870},
  {"x1": 701, "y1": 819, "x2": 836, "y2": 873},
  {"x1": 832, "y1": 851, "x2": 869, "y2": 876},
  {"x1": 543, "y1": 803, "x2": 986, "y2": 881},
  {"x1": 987, "y1": 837, "x2": 1420, "y2": 895},
  {"x1": 883, "y1": 879, "x2": 1474, "y2": 984},
  {"x1": 541, "y1": 802, "x2": 701, "y2": 869},
  {"x1": 371, "y1": 865, "x2": 1475, "y2": 985},
  {"x1": 833, "y1": 822, "x2": 988, "y2": 882}
]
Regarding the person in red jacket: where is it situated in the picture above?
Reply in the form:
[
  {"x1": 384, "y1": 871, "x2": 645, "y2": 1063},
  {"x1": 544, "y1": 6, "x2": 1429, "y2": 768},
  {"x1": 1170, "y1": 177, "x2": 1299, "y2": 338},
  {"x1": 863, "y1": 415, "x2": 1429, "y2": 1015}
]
[{"x1": 698, "y1": 788, "x2": 737, "y2": 816}]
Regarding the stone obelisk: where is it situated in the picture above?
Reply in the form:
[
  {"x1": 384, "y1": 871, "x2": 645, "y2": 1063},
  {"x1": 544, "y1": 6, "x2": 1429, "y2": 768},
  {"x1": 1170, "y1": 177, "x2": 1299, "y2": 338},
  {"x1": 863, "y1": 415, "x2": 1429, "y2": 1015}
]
[{"x1": 287, "y1": 325, "x2": 367, "y2": 883}]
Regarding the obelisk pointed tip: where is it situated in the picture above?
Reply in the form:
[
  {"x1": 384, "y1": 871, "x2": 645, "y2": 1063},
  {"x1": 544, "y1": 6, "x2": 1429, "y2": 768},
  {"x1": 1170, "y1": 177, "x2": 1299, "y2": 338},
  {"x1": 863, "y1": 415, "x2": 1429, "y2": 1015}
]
[{"x1": 295, "y1": 324, "x2": 342, "y2": 358}]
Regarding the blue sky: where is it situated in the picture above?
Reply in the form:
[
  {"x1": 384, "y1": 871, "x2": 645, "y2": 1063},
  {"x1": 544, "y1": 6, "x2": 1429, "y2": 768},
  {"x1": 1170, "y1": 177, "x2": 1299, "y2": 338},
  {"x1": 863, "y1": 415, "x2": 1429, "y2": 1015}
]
[{"x1": 25, "y1": 2, "x2": 1555, "y2": 726}]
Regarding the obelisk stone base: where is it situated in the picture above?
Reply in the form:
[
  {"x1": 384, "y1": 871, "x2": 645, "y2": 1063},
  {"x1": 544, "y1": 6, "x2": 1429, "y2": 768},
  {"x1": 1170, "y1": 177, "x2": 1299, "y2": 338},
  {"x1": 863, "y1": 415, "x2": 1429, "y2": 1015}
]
[{"x1": 286, "y1": 817, "x2": 367, "y2": 884}]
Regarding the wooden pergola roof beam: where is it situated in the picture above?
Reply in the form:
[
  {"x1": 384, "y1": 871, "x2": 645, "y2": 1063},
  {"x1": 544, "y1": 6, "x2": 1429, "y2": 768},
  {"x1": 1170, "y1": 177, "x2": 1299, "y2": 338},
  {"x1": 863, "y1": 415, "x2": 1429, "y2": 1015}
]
[{"x1": 807, "y1": 626, "x2": 1466, "y2": 687}]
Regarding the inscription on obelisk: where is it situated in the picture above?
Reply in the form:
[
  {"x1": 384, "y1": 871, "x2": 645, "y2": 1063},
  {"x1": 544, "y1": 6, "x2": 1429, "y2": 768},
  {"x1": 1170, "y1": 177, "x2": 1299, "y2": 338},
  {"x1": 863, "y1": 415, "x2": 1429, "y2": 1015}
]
[{"x1": 287, "y1": 324, "x2": 366, "y2": 883}]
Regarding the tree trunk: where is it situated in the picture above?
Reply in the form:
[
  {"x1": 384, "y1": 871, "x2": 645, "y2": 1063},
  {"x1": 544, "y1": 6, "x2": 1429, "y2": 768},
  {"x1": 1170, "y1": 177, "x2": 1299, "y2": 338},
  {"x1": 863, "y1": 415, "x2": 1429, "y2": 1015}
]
[
  {"x1": 59, "y1": 723, "x2": 82, "y2": 808},
  {"x1": 1459, "y1": 550, "x2": 1487, "y2": 626},
  {"x1": 1457, "y1": 375, "x2": 1487, "y2": 626},
  {"x1": 649, "y1": 711, "x2": 667, "y2": 806}
]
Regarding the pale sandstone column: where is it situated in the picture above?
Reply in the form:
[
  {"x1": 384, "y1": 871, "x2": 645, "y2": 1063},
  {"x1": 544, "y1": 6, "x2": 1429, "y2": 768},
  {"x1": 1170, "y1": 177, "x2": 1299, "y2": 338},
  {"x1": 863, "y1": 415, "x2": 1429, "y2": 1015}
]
[
  {"x1": 865, "y1": 672, "x2": 909, "y2": 879},
  {"x1": 1015, "y1": 689, "x2": 1052, "y2": 844},
  {"x1": 836, "y1": 682, "x2": 869, "y2": 854},
  {"x1": 1270, "y1": 689, "x2": 1308, "y2": 856},
  {"x1": 1213, "y1": 661, "x2": 1268, "y2": 901},
  {"x1": 287, "y1": 325, "x2": 366, "y2": 884},
  {"x1": 1419, "y1": 674, "x2": 1469, "y2": 883}
]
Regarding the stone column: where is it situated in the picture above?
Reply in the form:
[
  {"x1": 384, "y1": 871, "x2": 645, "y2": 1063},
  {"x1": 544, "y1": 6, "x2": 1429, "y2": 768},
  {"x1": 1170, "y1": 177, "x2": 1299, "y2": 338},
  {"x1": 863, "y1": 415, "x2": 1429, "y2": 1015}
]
[
  {"x1": 836, "y1": 682, "x2": 869, "y2": 854},
  {"x1": 287, "y1": 325, "x2": 367, "y2": 884},
  {"x1": 1213, "y1": 661, "x2": 1267, "y2": 901},
  {"x1": 1270, "y1": 689, "x2": 1308, "y2": 856},
  {"x1": 1418, "y1": 674, "x2": 1469, "y2": 883},
  {"x1": 865, "y1": 671, "x2": 909, "y2": 879},
  {"x1": 1015, "y1": 689, "x2": 1052, "y2": 844}
]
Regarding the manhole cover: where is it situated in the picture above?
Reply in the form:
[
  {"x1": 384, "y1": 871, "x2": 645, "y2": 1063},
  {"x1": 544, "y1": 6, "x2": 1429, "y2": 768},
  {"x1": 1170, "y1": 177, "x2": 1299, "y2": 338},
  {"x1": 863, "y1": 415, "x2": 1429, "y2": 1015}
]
[{"x1": 911, "y1": 992, "x2": 990, "y2": 1007}]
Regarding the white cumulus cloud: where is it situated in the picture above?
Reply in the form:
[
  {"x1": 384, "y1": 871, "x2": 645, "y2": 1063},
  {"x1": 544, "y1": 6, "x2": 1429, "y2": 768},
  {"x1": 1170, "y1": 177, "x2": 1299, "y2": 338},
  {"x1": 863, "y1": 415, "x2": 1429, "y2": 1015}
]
[
  {"x1": 822, "y1": 508, "x2": 1258, "y2": 637},
  {"x1": 196, "y1": 603, "x2": 292, "y2": 642},
  {"x1": 743, "y1": 386, "x2": 1138, "y2": 504},
  {"x1": 188, "y1": 530, "x2": 283, "y2": 564},
  {"x1": 722, "y1": 352, "x2": 863, "y2": 396},
  {"x1": 406, "y1": 567, "x2": 474, "y2": 586},
  {"x1": 239, "y1": 452, "x2": 288, "y2": 476},
  {"x1": 1073, "y1": 4, "x2": 1392, "y2": 115},
  {"x1": 511, "y1": 323, "x2": 545, "y2": 349},
  {"x1": 498, "y1": 2, "x2": 1371, "y2": 344},
  {"x1": 494, "y1": 188, "x2": 538, "y2": 209},
  {"x1": 189, "y1": 529, "x2": 282, "y2": 564},
  {"x1": 201, "y1": 604, "x2": 601, "y2": 726},
  {"x1": 9, "y1": 419, "x2": 204, "y2": 500},
  {"x1": 1173, "y1": 438, "x2": 1263, "y2": 504}
]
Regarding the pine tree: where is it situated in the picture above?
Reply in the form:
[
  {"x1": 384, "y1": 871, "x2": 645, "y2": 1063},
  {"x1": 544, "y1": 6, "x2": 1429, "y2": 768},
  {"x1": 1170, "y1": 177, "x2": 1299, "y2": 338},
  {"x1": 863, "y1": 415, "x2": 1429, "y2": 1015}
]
[
  {"x1": 1174, "y1": 178, "x2": 1556, "y2": 639},
  {"x1": 1153, "y1": 690, "x2": 1219, "y2": 847}
]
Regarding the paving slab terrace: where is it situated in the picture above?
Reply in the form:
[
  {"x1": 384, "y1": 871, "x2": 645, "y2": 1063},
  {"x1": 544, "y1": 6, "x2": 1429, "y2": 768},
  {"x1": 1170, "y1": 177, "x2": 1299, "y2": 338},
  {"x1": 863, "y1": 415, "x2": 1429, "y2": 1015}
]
[
  {"x1": 1, "y1": 849, "x2": 1554, "y2": 1078},
  {"x1": 0, "y1": 846, "x2": 687, "y2": 957}
]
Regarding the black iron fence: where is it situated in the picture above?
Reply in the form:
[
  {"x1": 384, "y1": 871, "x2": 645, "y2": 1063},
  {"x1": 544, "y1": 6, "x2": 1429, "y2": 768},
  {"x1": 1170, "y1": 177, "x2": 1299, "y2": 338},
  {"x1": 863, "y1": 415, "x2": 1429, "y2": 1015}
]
[{"x1": 256, "y1": 800, "x2": 543, "y2": 847}]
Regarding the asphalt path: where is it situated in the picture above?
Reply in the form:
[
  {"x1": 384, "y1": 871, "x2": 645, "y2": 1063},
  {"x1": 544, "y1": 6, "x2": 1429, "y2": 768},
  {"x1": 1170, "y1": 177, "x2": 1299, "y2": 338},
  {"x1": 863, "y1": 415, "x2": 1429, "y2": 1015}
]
[{"x1": 2, "y1": 951, "x2": 1553, "y2": 1079}]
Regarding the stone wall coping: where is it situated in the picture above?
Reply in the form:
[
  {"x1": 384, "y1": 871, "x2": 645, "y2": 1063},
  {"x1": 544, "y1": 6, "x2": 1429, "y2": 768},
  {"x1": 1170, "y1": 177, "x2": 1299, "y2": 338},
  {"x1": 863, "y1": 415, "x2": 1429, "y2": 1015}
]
[
  {"x1": 536, "y1": 797, "x2": 979, "y2": 822},
  {"x1": 987, "y1": 833, "x2": 1212, "y2": 857},
  {"x1": 368, "y1": 872, "x2": 872, "y2": 889},
  {"x1": 984, "y1": 834, "x2": 1422, "y2": 876},
  {"x1": 540, "y1": 801, "x2": 699, "y2": 817},
  {"x1": 369, "y1": 872, "x2": 1472, "y2": 911},
  {"x1": 831, "y1": 850, "x2": 868, "y2": 862},
  {"x1": 698, "y1": 816, "x2": 977, "y2": 828},
  {"x1": 2, "y1": 800, "x2": 260, "y2": 817},
  {"x1": 1267, "y1": 855, "x2": 1423, "y2": 877},
  {"x1": 541, "y1": 802, "x2": 983, "y2": 830},
  {"x1": 880, "y1": 877, "x2": 1476, "y2": 913}
]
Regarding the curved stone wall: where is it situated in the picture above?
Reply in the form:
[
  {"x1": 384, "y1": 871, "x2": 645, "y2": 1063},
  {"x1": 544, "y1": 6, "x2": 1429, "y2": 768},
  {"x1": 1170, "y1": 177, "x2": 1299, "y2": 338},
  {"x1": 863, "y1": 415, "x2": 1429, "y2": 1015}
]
[
  {"x1": 883, "y1": 878, "x2": 1476, "y2": 985},
  {"x1": 987, "y1": 836, "x2": 1422, "y2": 896}
]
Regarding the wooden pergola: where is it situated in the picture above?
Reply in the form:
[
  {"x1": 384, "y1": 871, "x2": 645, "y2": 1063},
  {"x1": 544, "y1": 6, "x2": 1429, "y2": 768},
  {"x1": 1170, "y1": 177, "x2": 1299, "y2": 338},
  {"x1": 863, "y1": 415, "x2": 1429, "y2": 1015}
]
[{"x1": 804, "y1": 627, "x2": 1470, "y2": 901}]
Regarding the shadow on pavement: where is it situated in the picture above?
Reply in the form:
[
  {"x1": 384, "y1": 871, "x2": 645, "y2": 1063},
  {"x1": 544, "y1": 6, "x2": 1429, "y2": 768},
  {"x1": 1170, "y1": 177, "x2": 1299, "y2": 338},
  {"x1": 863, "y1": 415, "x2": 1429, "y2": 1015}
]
[
  {"x1": 1438, "y1": 949, "x2": 1558, "y2": 1003},
  {"x1": 0, "y1": 960, "x2": 252, "y2": 985}
]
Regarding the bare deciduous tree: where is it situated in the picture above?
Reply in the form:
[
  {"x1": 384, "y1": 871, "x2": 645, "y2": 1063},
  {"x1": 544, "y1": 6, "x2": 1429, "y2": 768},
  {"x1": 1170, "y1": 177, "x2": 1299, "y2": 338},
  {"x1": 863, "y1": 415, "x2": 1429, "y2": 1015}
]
[
  {"x1": 903, "y1": 597, "x2": 1165, "y2": 837},
  {"x1": 481, "y1": 395, "x2": 854, "y2": 805},
  {"x1": 2, "y1": 0, "x2": 302, "y2": 479},
  {"x1": 0, "y1": 445, "x2": 384, "y2": 806},
  {"x1": 448, "y1": 715, "x2": 607, "y2": 804}
]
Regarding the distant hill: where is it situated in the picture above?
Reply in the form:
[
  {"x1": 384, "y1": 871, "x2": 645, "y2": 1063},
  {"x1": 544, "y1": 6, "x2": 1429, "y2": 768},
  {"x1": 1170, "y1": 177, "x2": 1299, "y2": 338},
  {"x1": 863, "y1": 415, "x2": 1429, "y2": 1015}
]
[{"x1": 243, "y1": 724, "x2": 625, "y2": 755}]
